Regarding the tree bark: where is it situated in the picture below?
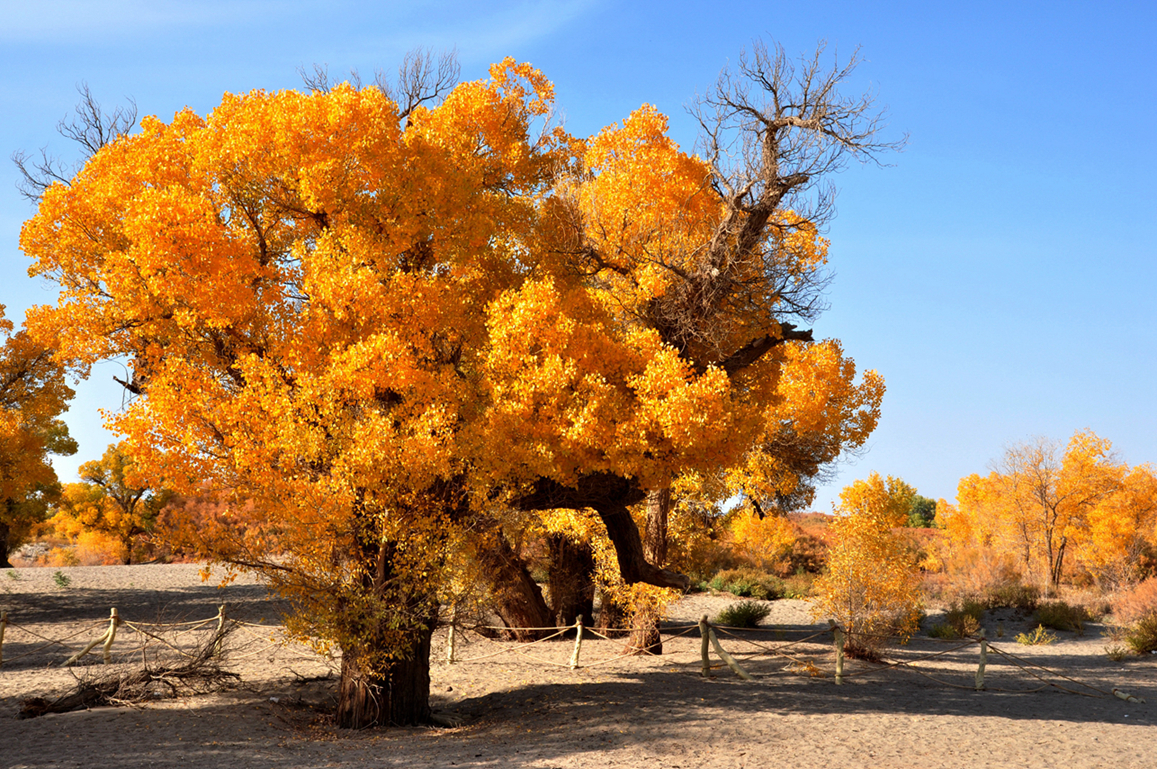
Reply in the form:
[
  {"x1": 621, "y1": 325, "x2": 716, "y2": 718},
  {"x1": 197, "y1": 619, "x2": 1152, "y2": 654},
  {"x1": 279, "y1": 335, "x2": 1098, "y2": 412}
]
[
  {"x1": 337, "y1": 619, "x2": 434, "y2": 728},
  {"x1": 0, "y1": 520, "x2": 12, "y2": 569},
  {"x1": 629, "y1": 488, "x2": 673, "y2": 655},
  {"x1": 473, "y1": 530, "x2": 553, "y2": 641},
  {"x1": 547, "y1": 534, "x2": 595, "y2": 628},
  {"x1": 644, "y1": 488, "x2": 671, "y2": 565}
]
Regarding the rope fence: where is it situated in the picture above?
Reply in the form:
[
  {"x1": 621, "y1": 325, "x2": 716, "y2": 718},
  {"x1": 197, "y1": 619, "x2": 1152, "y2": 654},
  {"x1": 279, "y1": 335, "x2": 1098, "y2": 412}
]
[
  {"x1": 0, "y1": 605, "x2": 298, "y2": 671},
  {"x1": 2, "y1": 605, "x2": 1146, "y2": 706},
  {"x1": 441, "y1": 609, "x2": 1147, "y2": 703}
]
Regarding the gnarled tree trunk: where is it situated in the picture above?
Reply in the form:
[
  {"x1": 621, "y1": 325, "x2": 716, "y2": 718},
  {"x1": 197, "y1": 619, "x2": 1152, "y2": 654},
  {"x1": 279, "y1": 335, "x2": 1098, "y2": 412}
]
[
  {"x1": 474, "y1": 529, "x2": 553, "y2": 640},
  {"x1": 547, "y1": 534, "x2": 595, "y2": 628},
  {"x1": 337, "y1": 618, "x2": 434, "y2": 728},
  {"x1": 627, "y1": 487, "x2": 673, "y2": 655}
]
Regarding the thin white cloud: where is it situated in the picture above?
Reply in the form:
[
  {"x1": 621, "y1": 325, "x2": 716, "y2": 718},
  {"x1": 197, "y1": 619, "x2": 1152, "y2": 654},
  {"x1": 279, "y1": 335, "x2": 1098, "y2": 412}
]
[
  {"x1": 0, "y1": 0, "x2": 295, "y2": 42},
  {"x1": 317, "y1": 0, "x2": 602, "y2": 67}
]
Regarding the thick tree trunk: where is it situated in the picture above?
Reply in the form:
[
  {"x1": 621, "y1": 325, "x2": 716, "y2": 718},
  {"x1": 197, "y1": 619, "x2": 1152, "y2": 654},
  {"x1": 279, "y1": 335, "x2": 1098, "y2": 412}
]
[
  {"x1": 628, "y1": 488, "x2": 673, "y2": 655},
  {"x1": 547, "y1": 534, "x2": 595, "y2": 628},
  {"x1": 594, "y1": 499, "x2": 689, "y2": 591},
  {"x1": 474, "y1": 530, "x2": 553, "y2": 640},
  {"x1": 515, "y1": 473, "x2": 689, "y2": 591},
  {"x1": 644, "y1": 488, "x2": 671, "y2": 565},
  {"x1": 337, "y1": 620, "x2": 434, "y2": 728},
  {"x1": 0, "y1": 520, "x2": 12, "y2": 569}
]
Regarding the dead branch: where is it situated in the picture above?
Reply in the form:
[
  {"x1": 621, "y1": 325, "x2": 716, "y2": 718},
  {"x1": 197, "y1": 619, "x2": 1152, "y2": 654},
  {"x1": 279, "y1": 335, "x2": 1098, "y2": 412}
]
[
  {"x1": 13, "y1": 83, "x2": 137, "y2": 203},
  {"x1": 18, "y1": 615, "x2": 240, "y2": 719}
]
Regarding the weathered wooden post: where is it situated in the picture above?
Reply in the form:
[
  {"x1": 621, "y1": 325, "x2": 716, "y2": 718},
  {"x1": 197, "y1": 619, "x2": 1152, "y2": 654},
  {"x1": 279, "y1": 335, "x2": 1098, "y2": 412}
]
[
  {"x1": 65, "y1": 608, "x2": 117, "y2": 667},
  {"x1": 0, "y1": 610, "x2": 7, "y2": 668},
  {"x1": 975, "y1": 628, "x2": 987, "y2": 691},
  {"x1": 708, "y1": 627, "x2": 754, "y2": 681},
  {"x1": 569, "y1": 616, "x2": 584, "y2": 670},
  {"x1": 101, "y1": 607, "x2": 119, "y2": 663},
  {"x1": 830, "y1": 620, "x2": 845, "y2": 685},
  {"x1": 213, "y1": 604, "x2": 227, "y2": 658},
  {"x1": 446, "y1": 605, "x2": 457, "y2": 665},
  {"x1": 699, "y1": 615, "x2": 711, "y2": 677}
]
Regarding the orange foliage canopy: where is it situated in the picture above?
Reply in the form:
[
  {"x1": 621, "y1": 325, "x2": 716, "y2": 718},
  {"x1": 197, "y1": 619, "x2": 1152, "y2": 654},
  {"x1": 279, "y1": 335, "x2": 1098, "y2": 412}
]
[
  {"x1": 942, "y1": 430, "x2": 1155, "y2": 590},
  {"x1": 21, "y1": 57, "x2": 885, "y2": 724},
  {"x1": 0, "y1": 306, "x2": 76, "y2": 565}
]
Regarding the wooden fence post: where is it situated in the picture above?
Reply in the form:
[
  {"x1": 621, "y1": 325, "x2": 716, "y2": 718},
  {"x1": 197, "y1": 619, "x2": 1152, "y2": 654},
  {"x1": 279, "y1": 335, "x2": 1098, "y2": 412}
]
[
  {"x1": 0, "y1": 610, "x2": 7, "y2": 668},
  {"x1": 975, "y1": 629, "x2": 987, "y2": 691},
  {"x1": 569, "y1": 616, "x2": 584, "y2": 670},
  {"x1": 830, "y1": 621, "x2": 844, "y2": 685},
  {"x1": 213, "y1": 604, "x2": 226, "y2": 658},
  {"x1": 446, "y1": 605, "x2": 457, "y2": 665},
  {"x1": 708, "y1": 627, "x2": 754, "y2": 681},
  {"x1": 699, "y1": 615, "x2": 710, "y2": 677},
  {"x1": 101, "y1": 607, "x2": 119, "y2": 663},
  {"x1": 64, "y1": 610, "x2": 115, "y2": 667}
]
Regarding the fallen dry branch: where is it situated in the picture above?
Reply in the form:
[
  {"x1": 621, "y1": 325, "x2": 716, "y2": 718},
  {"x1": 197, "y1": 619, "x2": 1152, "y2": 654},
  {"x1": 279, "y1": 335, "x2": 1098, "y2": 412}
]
[{"x1": 18, "y1": 618, "x2": 240, "y2": 719}]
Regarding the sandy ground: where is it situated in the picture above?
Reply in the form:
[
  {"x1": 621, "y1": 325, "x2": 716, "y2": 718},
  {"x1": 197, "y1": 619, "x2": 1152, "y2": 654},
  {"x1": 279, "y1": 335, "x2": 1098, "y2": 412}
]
[{"x1": 2, "y1": 563, "x2": 1155, "y2": 768}]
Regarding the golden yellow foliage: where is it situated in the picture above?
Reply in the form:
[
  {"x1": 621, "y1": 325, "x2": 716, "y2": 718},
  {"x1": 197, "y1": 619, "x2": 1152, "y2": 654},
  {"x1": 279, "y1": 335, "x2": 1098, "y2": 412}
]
[
  {"x1": 729, "y1": 510, "x2": 798, "y2": 572},
  {"x1": 0, "y1": 306, "x2": 76, "y2": 565},
  {"x1": 813, "y1": 473, "x2": 922, "y2": 657},
  {"x1": 20, "y1": 51, "x2": 890, "y2": 725},
  {"x1": 943, "y1": 431, "x2": 1130, "y2": 591}
]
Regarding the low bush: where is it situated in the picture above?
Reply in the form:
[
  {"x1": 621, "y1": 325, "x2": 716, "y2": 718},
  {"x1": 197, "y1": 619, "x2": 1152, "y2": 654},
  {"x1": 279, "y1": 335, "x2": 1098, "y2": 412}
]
[
  {"x1": 782, "y1": 572, "x2": 816, "y2": 599},
  {"x1": 1111, "y1": 577, "x2": 1157, "y2": 626},
  {"x1": 714, "y1": 600, "x2": 772, "y2": 628},
  {"x1": 928, "y1": 600, "x2": 984, "y2": 639},
  {"x1": 985, "y1": 582, "x2": 1040, "y2": 613},
  {"x1": 1036, "y1": 601, "x2": 1092, "y2": 635},
  {"x1": 709, "y1": 569, "x2": 785, "y2": 601},
  {"x1": 1016, "y1": 625, "x2": 1056, "y2": 646},
  {"x1": 1124, "y1": 614, "x2": 1157, "y2": 655}
]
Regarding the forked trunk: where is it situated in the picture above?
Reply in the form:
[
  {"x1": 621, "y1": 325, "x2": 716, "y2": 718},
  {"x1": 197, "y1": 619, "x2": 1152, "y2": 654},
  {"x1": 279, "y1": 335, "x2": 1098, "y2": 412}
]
[
  {"x1": 474, "y1": 531, "x2": 553, "y2": 640},
  {"x1": 337, "y1": 620, "x2": 434, "y2": 728},
  {"x1": 547, "y1": 534, "x2": 595, "y2": 628}
]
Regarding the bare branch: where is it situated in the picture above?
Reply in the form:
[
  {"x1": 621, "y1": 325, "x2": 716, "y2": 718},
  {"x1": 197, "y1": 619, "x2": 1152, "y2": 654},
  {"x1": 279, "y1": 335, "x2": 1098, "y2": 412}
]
[
  {"x1": 377, "y1": 48, "x2": 460, "y2": 120},
  {"x1": 12, "y1": 82, "x2": 137, "y2": 203}
]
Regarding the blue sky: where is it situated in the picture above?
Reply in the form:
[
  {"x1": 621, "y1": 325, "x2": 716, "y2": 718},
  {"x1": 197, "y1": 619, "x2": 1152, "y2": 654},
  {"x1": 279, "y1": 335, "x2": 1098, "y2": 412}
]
[{"x1": 2, "y1": 0, "x2": 1154, "y2": 513}]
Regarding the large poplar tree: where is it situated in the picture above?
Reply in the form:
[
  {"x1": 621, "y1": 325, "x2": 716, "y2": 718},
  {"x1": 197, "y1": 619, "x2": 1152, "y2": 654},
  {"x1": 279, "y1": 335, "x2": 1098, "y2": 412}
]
[{"x1": 21, "y1": 43, "x2": 895, "y2": 727}]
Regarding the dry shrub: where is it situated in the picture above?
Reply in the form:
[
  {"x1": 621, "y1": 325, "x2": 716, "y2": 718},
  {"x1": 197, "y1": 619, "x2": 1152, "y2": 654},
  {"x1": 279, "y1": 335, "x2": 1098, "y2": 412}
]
[
  {"x1": 709, "y1": 568, "x2": 785, "y2": 600},
  {"x1": 1124, "y1": 615, "x2": 1157, "y2": 655},
  {"x1": 1035, "y1": 600, "x2": 1092, "y2": 635},
  {"x1": 1111, "y1": 577, "x2": 1157, "y2": 625},
  {"x1": 935, "y1": 545, "x2": 1042, "y2": 610},
  {"x1": 1107, "y1": 578, "x2": 1157, "y2": 656},
  {"x1": 19, "y1": 619, "x2": 239, "y2": 718},
  {"x1": 927, "y1": 599, "x2": 985, "y2": 639}
]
